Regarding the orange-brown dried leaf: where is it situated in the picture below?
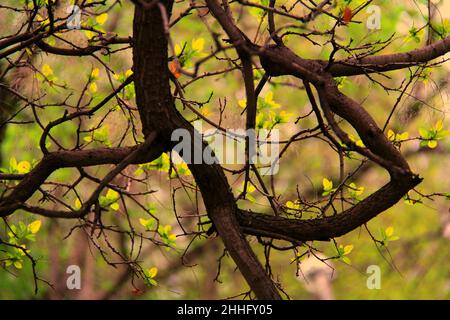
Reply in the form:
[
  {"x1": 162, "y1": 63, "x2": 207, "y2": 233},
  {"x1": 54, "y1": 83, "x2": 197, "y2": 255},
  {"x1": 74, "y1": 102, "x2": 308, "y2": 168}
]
[
  {"x1": 169, "y1": 60, "x2": 181, "y2": 78},
  {"x1": 343, "y1": 6, "x2": 352, "y2": 23}
]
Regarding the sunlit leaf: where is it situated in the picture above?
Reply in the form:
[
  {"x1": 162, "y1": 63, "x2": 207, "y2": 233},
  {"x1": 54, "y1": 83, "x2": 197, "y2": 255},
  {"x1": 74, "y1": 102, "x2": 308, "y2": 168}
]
[
  {"x1": 147, "y1": 267, "x2": 158, "y2": 278},
  {"x1": 192, "y1": 38, "x2": 204, "y2": 52},
  {"x1": 427, "y1": 140, "x2": 438, "y2": 149},
  {"x1": 264, "y1": 91, "x2": 281, "y2": 109},
  {"x1": 74, "y1": 198, "x2": 82, "y2": 210},
  {"x1": 106, "y1": 188, "x2": 119, "y2": 201},
  {"x1": 343, "y1": 244, "x2": 353, "y2": 255},
  {"x1": 323, "y1": 178, "x2": 333, "y2": 191},
  {"x1": 174, "y1": 44, "x2": 182, "y2": 56},
  {"x1": 435, "y1": 119, "x2": 443, "y2": 131},
  {"x1": 28, "y1": 220, "x2": 41, "y2": 234},
  {"x1": 348, "y1": 134, "x2": 365, "y2": 147},
  {"x1": 238, "y1": 99, "x2": 247, "y2": 108},
  {"x1": 96, "y1": 13, "x2": 108, "y2": 25},
  {"x1": 89, "y1": 82, "x2": 97, "y2": 93},
  {"x1": 397, "y1": 131, "x2": 409, "y2": 141},
  {"x1": 385, "y1": 226, "x2": 394, "y2": 237},
  {"x1": 342, "y1": 256, "x2": 351, "y2": 264},
  {"x1": 17, "y1": 161, "x2": 31, "y2": 174},
  {"x1": 139, "y1": 218, "x2": 155, "y2": 230},
  {"x1": 84, "y1": 30, "x2": 95, "y2": 40},
  {"x1": 419, "y1": 127, "x2": 429, "y2": 138},
  {"x1": 41, "y1": 64, "x2": 53, "y2": 77},
  {"x1": 387, "y1": 129, "x2": 395, "y2": 141},
  {"x1": 9, "y1": 157, "x2": 17, "y2": 171},
  {"x1": 90, "y1": 68, "x2": 99, "y2": 80}
]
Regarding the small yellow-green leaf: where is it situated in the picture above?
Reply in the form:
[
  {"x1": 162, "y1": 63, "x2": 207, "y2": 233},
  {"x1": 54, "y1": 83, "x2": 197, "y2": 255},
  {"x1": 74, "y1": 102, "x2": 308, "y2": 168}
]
[
  {"x1": 14, "y1": 260, "x2": 23, "y2": 269},
  {"x1": 387, "y1": 129, "x2": 395, "y2": 141},
  {"x1": 323, "y1": 178, "x2": 333, "y2": 191},
  {"x1": 355, "y1": 186, "x2": 364, "y2": 195},
  {"x1": 42, "y1": 64, "x2": 53, "y2": 77},
  {"x1": 385, "y1": 226, "x2": 394, "y2": 237},
  {"x1": 286, "y1": 201, "x2": 300, "y2": 210},
  {"x1": 147, "y1": 267, "x2": 158, "y2": 278},
  {"x1": 163, "y1": 225, "x2": 172, "y2": 234},
  {"x1": 192, "y1": 38, "x2": 205, "y2": 52},
  {"x1": 96, "y1": 13, "x2": 108, "y2": 25},
  {"x1": 427, "y1": 140, "x2": 438, "y2": 149},
  {"x1": 139, "y1": 218, "x2": 148, "y2": 227},
  {"x1": 17, "y1": 161, "x2": 31, "y2": 174},
  {"x1": 264, "y1": 91, "x2": 281, "y2": 108},
  {"x1": 174, "y1": 44, "x2": 182, "y2": 56},
  {"x1": 9, "y1": 157, "x2": 17, "y2": 170},
  {"x1": 349, "y1": 182, "x2": 364, "y2": 197},
  {"x1": 18, "y1": 244, "x2": 27, "y2": 256},
  {"x1": 89, "y1": 82, "x2": 97, "y2": 93},
  {"x1": 110, "y1": 202, "x2": 119, "y2": 211},
  {"x1": 28, "y1": 220, "x2": 42, "y2": 234},
  {"x1": 125, "y1": 69, "x2": 133, "y2": 77},
  {"x1": 418, "y1": 127, "x2": 428, "y2": 138},
  {"x1": 397, "y1": 132, "x2": 409, "y2": 140},
  {"x1": 91, "y1": 68, "x2": 99, "y2": 79},
  {"x1": 106, "y1": 188, "x2": 119, "y2": 200},
  {"x1": 74, "y1": 198, "x2": 82, "y2": 210},
  {"x1": 435, "y1": 119, "x2": 443, "y2": 131},
  {"x1": 343, "y1": 244, "x2": 353, "y2": 255},
  {"x1": 342, "y1": 256, "x2": 351, "y2": 264},
  {"x1": 169, "y1": 234, "x2": 177, "y2": 241},
  {"x1": 84, "y1": 30, "x2": 95, "y2": 40},
  {"x1": 355, "y1": 138, "x2": 365, "y2": 148}
]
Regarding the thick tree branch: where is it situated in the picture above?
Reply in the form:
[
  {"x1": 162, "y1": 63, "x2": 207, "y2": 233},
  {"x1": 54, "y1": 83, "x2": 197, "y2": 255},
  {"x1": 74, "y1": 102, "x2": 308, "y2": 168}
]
[
  {"x1": 0, "y1": 142, "x2": 164, "y2": 217},
  {"x1": 206, "y1": 0, "x2": 450, "y2": 79},
  {"x1": 132, "y1": 0, "x2": 281, "y2": 299},
  {"x1": 205, "y1": 0, "x2": 423, "y2": 255},
  {"x1": 323, "y1": 35, "x2": 450, "y2": 76},
  {"x1": 237, "y1": 175, "x2": 422, "y2": 242}
]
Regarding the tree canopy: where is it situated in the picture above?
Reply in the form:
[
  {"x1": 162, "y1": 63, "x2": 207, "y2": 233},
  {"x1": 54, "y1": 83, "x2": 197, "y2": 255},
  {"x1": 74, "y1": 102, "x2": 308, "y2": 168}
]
[{"x1": 0, "y1": 0, "x2": 449, "y2": 299}]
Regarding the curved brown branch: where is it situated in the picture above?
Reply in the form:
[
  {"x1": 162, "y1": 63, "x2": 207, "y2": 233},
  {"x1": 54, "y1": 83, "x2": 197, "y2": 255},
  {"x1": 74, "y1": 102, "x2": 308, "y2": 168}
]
[
  {"x1": 237, "y1": 175, "x2": 422, "y2": 242},
  {"x1": 206, "y1": 0, "x2": 450, "y2": 79},
  {"x1": 205, "y1": 0, "x2": 423, "y2": 264},
  {"x1": 323, "y1": 35, "x2": 450, "y2": 76},
  {"x1": 0, "y1": 143, "x2": 164, "y2": 217}
]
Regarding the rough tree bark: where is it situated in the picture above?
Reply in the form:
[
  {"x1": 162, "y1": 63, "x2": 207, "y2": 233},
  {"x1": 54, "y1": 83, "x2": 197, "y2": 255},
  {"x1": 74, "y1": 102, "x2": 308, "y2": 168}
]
[{"x1": 132, "y1": 0, "x2": 281, "y2": 299}]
